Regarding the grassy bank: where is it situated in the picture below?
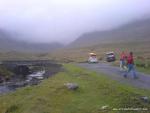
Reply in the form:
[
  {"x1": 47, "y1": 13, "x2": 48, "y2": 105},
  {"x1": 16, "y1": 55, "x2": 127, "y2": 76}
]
[
  {"x1": 135, "y1": 59, "x2": 150, "y2": 74},
  {"x1": 0, "y1": 64, "x2": 150, "y2": 113},
  {"x1": 0, "y1": 65, "x2": 13, "y2": 81}
]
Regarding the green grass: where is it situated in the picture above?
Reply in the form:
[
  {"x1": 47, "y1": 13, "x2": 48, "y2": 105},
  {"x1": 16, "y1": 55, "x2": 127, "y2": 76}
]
[
  {"x1": 137, "y1": 67, "x2": 150, "y2": 74},
  {"x1": 0, "y1": 64, "x2": 150, "y2": 113},
  {"x1": 135, "y1": 59, "x2": 150, "y2": 74}
]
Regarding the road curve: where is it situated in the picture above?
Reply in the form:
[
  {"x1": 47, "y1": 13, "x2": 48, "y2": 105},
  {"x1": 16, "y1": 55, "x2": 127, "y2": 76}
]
[{"x1": 78, "y1": 63, "x2": 150, "y2": 90}]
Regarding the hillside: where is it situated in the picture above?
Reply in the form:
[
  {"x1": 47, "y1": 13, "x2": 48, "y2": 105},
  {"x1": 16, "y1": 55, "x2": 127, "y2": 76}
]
[
  {"x1": 70, "y1": 18, "x2": 150, "y2": 48},
  {"x1": 51, "y1": 18, "x2": 150, "y2": 62},
  {"x1": 0, "y1": 29, "x2": 63, "y2": 53}
]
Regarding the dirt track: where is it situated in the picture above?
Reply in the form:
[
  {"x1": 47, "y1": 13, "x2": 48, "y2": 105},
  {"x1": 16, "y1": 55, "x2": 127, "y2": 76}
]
[{"x1": 78, "y1": 63, "x2": 150, "y2": 89}]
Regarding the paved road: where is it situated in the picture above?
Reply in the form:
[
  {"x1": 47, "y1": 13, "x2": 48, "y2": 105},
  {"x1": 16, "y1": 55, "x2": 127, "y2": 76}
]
[{"x1": 78, "y1": 63, "x2": 150, "y2": 90}]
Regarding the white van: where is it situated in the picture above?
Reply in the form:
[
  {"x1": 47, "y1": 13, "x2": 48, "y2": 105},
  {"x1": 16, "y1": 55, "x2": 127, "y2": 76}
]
[{"x1": 88, "y1": 53, "x2": 98, "y2": 63}]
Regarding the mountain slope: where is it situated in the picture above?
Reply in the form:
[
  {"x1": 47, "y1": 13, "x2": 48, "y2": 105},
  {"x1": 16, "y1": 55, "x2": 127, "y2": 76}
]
[
  {"x1": 70, "y1": 18, "x2": 150, "y2": 48},
  {"x1": 51, "y1": 18, "x2": 150, "y2": 62},
  {"x1": 0, "y1": 29, "x2": 63, "y2": 53}
]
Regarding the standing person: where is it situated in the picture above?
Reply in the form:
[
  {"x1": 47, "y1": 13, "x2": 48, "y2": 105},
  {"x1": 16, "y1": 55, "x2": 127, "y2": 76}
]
[
  {"x1": 120, "y1": 51, "x2": 127, "y2": 71},
  {"x1": 123, "y1": 52, "x2": 138, "y2": 79}
]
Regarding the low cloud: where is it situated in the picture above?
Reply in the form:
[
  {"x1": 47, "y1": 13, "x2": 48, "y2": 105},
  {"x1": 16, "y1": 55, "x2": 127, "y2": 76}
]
[{"x1": 0, "y1": 0, "x2": 150, "y2": 44}]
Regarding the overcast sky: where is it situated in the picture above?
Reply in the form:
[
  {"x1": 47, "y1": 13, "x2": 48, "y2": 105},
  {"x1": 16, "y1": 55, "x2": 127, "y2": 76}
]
[{"x1": 0, "y1": 0, "x2": 150, "y2": 44}]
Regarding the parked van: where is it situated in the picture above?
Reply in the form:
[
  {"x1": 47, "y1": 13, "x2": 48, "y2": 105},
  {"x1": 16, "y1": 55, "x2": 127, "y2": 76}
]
[
  {"x1": 106, "y1": 52, "x2": 116, "y2": 62},
  {"x1": 88, "y1": 53, "x2": 98, "y2": 63}
]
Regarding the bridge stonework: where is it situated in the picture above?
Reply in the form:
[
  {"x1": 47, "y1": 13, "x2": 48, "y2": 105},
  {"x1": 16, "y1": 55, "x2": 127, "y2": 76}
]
[{"x1": 1, "y1": 60, "x2": 55, "y2": 67}]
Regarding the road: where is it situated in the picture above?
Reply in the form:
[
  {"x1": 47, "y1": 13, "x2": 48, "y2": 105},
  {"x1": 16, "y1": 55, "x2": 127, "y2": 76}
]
[{"x1": 78, "y1": 63, "x2": 150, "y2": 89}]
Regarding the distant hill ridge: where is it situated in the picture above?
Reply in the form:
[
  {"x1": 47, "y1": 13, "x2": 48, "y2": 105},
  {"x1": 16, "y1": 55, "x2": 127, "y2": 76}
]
[
  {"x1": 0, "y1": 29, "x2": 63, "y2": 53},
  {"x1": 70, "y1": 18, "x2": 150, "y2": 48}
]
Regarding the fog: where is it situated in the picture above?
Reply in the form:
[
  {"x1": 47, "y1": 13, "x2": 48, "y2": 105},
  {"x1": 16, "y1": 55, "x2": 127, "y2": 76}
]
[{"x1": 0, "y1": 0, "x2": 150, "y2": 44}]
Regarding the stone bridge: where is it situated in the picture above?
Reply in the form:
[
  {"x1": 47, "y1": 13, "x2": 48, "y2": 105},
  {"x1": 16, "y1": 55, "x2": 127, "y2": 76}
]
[
  {"x1": 1, "y1": 60, "x2": 56, "y2": 67},
  {"x1": 0, "y1": 60, "x2": 59, "y2": 76}
]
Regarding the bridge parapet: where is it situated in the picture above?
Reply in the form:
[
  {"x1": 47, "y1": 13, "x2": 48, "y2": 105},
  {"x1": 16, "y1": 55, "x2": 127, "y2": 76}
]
[{"x1": 1, "y1": 60, "x2": 55, "y2": 67}]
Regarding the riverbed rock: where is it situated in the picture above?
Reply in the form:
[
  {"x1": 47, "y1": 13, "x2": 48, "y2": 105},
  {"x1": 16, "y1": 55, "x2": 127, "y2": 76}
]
[
  {"x1": 28, "y1": 77, "x2": 41, "y2": 86},
  {"x1": 8, "y1": 81, "x2": 28, "y2": 89},
  {"x1": 64, "y1": 83, "x2": 79, "y2": 90},
  {"x1": 0, "y1": 76, "x2": 4, "y2": 83}
]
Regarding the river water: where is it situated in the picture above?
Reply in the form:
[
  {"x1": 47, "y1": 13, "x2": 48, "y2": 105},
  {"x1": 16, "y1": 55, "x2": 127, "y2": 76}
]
[{"x1": 0, "y1": 71, "x2": 45, "y2": 95}]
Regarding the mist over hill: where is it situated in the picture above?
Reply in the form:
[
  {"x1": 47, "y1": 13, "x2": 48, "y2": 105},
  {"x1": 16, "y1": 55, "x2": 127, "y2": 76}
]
[
  {"x1": 69, "y1": 18, "x2": 150, "y2": 48},
  {"x1": 0, "y1": 17, "x2": 150, "y2": 56},
  {"x1": 0, "y1": 29, "x2": 63, "y2": 53}
]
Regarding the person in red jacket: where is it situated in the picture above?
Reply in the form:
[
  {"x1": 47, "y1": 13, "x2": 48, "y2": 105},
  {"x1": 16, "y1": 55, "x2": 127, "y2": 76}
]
[{"x1": 123, "y1": 52, "x2": 137, "y2": 79}]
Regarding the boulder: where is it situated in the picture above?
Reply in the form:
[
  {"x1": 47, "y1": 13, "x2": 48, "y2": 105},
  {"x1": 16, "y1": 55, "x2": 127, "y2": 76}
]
[
  {"x1": 64, "y1": 83, "x2": 79, "y2": 90},
  {"x1": 141, "y1": 96, "x2": 149, "y2": 103},
  {"x1": 100, "y1": 105, "x2": 109, "y2": 110}
]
